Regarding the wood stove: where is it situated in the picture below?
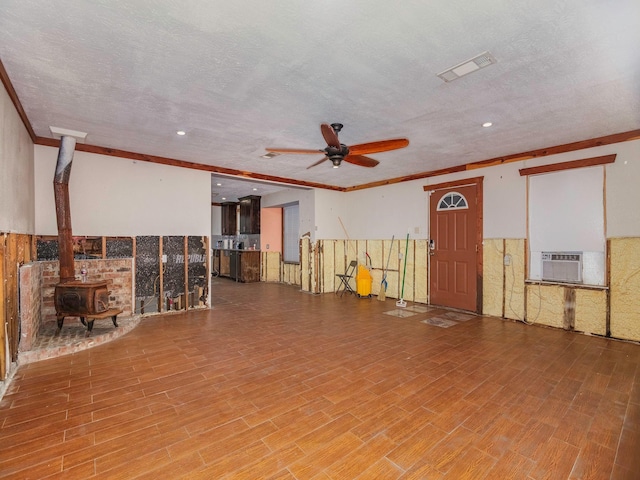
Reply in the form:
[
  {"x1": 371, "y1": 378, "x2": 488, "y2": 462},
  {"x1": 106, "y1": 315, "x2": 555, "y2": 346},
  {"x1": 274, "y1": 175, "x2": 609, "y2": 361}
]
[
  {"x1": 52, "y1": 135, "x2": 122, "y2": 334},
  {"x1": 54, "y1": 280, "x2": 121, "y2": 333}
]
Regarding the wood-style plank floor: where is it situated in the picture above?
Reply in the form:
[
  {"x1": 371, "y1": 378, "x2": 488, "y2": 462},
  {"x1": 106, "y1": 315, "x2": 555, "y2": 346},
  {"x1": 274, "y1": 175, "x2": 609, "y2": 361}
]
[{"x1": 1, "y1": 279, "x2": 639, "y2": 479}]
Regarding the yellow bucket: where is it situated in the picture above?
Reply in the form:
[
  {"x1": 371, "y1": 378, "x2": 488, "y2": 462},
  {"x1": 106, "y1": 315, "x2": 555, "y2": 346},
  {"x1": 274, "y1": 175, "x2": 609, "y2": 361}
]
[{"x1": 356, "y1": 265, "x2": 372, "y2": 297}]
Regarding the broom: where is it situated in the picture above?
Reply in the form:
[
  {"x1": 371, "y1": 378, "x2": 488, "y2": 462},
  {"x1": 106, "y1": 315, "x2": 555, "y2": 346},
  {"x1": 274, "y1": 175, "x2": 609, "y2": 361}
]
[
  {"x1": 377, "y1": 235, "x2": 395, "y2": 301},
  {"x1": 396, "y1": 233, "x2": 410, "y2": 307}
]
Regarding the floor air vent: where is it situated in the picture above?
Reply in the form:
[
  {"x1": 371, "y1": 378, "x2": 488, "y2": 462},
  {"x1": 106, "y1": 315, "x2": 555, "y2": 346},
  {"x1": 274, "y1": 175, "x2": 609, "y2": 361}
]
[{"x1": 541, "y1": 252, "x2": 583, "y2": 283}]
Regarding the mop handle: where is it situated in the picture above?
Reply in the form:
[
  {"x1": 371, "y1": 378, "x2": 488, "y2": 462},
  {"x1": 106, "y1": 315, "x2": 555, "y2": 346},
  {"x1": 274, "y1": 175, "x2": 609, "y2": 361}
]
[
  {"x1": 400, "y1": 234, "x2": 409, "y2": 297},
  {"x1": 381, "y1": 235, "x2": 395, "y2": 282}
]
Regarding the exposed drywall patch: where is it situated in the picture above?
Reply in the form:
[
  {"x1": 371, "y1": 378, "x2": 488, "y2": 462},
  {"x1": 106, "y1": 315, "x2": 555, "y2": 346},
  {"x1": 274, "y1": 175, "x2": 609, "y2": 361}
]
[
  {"x1": 505, "y1": 239, "x2": 526, "y2": 320},
  {"x1": 36, "y1": 237, "x2": 58, "y2": 260},
  {"x1": 187, "y1": 237, "x2": 207, "y2": 291},
  {"x1": 162, "y1": 236, "x2": 186, "y2": 304},
  {"x1": 401, "y1": 239, "x2": 415, "y2": 303},
  {"x1": 106, "y1": 237, "x2": 133, "y2": 258},
  {"x1": 414, "y1": 240, "x2": 428, "y2": 304},
  {"x1": 526, "y1": 283, "x2": 564, "y2": 328},
  {"x1": 135, "y1": 236, "x2": 160, "y2": 313},
  {"x1": 574, "y1": 288, "x2": 606, "y2": 336},
  {"x1": 563, "y1": 287, "x2": 576, "y2": 330},
  {"x1": 609, "y1": 237, "x2": 640, "y2": 341},
  {"x1": 321, "y1": 240, "x2": 335, "y2": 291},
  {"x1": 261, "y1": 251, "x2": 282, "y2": 282},
  {"x1": 367, "y1": 240, "x2": 383, "y2": 296},
  {"x1": 482, "y1": 238, "x2": 504, "y2": 317},
  {"x1": 385, "y1": 238, "x2": 401, "y2": 300},
  {"x1": 311, "y1": 239, "x2": 426, "y2": 303},
  {"x1": 301, "y1": 236, "x2": 311, "y2": 292}
]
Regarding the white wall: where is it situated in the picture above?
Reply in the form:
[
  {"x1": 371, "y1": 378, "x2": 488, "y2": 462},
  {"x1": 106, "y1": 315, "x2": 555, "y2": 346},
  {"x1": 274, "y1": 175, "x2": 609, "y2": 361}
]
[
  {"x1": 211, "y1": 205, "x2": 221, "y2": 236},
  {"x1": 34, "y1": 145, "x2": 211, "y2": 236},
  {"x1": 341, "y1": 183, "x2": 428, "y2": 240},
  {"x1": 26, "y1": 135, "x2": 638, "y2": 245},
  {"x1": 0, "y1": 81, "x2": 34, "y2": 233},
  {"x1": 603, "y1": 140, "x2": 640, "y2": 237},
  {"x1": 313, "y1": 189, "x2": 350, "y2": 239},
  {"x1": 510, "y1": 138, "x2": 640, "y2": 239},
  {"x1": 334, "y1": 161, "x2": 527, "y2": 241},
  {"x1": 337, "y1": 138, "x2": 640, "y2": 242}
]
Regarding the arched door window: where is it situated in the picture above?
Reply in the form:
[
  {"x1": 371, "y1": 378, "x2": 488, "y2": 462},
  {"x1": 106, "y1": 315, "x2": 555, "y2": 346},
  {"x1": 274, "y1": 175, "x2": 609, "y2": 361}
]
[{"x1": 436, "y1": 191, "x2": 468, "y2": 211}]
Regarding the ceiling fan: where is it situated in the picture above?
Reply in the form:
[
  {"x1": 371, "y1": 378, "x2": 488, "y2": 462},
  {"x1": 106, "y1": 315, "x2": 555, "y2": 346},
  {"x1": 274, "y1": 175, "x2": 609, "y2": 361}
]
[{"x1": 265, "y1": 123, "x2": 409, "y2": 169}]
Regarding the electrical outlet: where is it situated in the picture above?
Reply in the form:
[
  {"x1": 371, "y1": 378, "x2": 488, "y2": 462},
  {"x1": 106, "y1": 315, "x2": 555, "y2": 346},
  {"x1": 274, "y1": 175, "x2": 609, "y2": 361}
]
[
  {"x1": 162, "y1": 254, "x2": 167, "y2": 263},
  {"x1": 504, "y1": 254, "x2": 512, "y2": 266},
  {"x1": 266, "y1": 244, "x2": 270, "y2": 250}
]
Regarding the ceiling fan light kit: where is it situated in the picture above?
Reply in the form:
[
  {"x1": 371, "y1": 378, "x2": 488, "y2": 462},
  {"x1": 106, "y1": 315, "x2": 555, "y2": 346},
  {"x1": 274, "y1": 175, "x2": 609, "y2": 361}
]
[{"x1": 265, "y1": 123, "x2": 409, "y2": 169}]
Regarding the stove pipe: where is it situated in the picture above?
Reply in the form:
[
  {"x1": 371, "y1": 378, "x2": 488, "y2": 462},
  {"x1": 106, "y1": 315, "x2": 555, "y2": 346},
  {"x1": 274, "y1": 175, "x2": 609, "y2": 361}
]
[{"x1": 53, "y1": 135, "x2": 77, "y2": 283}]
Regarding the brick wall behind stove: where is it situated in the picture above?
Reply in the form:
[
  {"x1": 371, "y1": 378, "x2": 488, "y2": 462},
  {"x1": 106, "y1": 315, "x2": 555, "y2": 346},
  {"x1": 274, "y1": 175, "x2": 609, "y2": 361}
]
[
  {"x1": 40, "y1": 259, "x2": 134, "y2": 324},
  {"x1": 18, "y1": 262, "x2": 43, "y2": 352}
]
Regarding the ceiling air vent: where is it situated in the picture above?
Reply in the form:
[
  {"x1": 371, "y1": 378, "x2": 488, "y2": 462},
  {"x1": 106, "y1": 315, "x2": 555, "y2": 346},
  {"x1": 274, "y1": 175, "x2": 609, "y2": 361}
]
[{"x1": 437, "y1": 51, "x2": 497, "y2": 83}]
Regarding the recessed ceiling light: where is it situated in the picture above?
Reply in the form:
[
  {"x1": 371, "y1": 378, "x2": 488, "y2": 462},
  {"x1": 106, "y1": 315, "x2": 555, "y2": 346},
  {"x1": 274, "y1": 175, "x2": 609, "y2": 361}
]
[
  {"x1": 176, "y1": 130, "x2": 186, "y2": 136},
  {"x1": 252, "y1": 188, "x2": 258, "y2": 191},
  {"x1": 216, "y1": 183, "x2": 222, "y2": 186},
  {"x1": 261, "y1": 152, "x2": 280, "y2": 159},
  {"x1": 482, "y1": 122, "x2": 493, "y2": 128},
  {"x1": 221, "y1": 197, "x2": 226, "y2": 200}
]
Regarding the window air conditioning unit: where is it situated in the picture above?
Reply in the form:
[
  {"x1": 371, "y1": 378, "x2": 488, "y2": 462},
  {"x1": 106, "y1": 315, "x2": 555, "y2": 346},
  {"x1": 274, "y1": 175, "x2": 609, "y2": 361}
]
[{"x1": 541, "y1": 252, "x2": 583, "y2": 283}]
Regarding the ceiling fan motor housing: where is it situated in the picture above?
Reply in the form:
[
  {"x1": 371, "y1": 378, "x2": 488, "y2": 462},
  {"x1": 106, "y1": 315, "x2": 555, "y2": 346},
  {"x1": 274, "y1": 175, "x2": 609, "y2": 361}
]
[
  {"x1": 325, "y1": 144, "x2": 350, "y2": 167},
  {"x1": 325, "y1": 144, "x2": 349, "y2": 156}
]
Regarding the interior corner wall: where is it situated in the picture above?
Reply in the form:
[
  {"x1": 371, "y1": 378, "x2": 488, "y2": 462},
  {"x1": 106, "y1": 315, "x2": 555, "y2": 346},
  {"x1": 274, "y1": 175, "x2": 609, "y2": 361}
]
[
  {"x1": 0, "y1": 80, "x2": 34, "y2": 233},
  {"x1": 33, "y1": 145, "x2": 211, "y2": 236},
  {"x1": 261, "y1": 188, "x2": 315, "y2": 241}
]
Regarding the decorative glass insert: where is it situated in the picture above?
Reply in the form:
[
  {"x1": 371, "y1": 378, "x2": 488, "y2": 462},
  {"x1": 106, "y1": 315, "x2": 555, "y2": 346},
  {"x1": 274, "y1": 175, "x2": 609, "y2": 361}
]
[{"x1": 437, "y1": 192, "x2": 468, "y2": 211}]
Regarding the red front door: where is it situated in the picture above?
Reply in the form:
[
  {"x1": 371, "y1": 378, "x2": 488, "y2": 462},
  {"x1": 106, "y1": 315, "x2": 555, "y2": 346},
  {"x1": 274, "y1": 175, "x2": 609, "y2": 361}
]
[{"x1": 429, "y1": 185, "x2": 478, "y2": 312}]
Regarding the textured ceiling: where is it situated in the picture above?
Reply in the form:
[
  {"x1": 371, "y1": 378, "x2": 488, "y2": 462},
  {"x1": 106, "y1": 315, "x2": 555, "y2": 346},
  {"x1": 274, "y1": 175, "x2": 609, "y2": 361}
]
[{"x1": 1, "y1": 0, "x2": 639, "y2": 202}]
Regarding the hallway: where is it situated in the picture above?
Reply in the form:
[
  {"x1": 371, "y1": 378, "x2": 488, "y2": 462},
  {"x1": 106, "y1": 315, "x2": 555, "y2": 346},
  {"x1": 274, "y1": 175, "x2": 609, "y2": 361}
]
[{"x1": 1, "y1": 279, "x2": 638, "y2": 479}]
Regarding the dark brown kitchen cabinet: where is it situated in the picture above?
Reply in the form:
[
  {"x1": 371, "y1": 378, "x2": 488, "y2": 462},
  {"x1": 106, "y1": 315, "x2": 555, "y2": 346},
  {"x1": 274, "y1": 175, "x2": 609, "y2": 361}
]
[
  {"x1": 213, "y1": 250, "x2": 230, "y2": 277},
  {"x1": 221, "y1": 202, "x2": 238, "y2": 235},
  {"x1": 233, "y1": 251, "x2": 260, "y2": 282},
  {"x1": 216, "y1": 249, "x2": 259, "y2": 282},
  {"x1": 239, "y1": 195, "x2": 260, "y2": 234}
]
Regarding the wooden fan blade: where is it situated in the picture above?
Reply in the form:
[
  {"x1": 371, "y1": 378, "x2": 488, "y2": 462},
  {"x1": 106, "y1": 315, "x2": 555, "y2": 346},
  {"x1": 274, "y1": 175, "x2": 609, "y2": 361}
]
[
  {"x1": 307, "y1": 157, "x2": 329, "y2": 169},
  {"x1": 265, "y1": 147, "x2": 325, "y2": 155},
  {"x1": 320, "y1": 123, "x2": 341, "y2": 148},
  {"x1": 343, "y1": 155, "x2": 379, "y2": 168},
  {"x1": 348, "y1": 138, "x2": 409, "y2": 155}
]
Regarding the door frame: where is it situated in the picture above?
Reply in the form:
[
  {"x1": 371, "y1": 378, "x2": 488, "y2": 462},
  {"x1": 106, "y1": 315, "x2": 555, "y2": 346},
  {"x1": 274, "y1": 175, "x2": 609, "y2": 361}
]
[{"x1": 423, "y1": 176, "x2": 484, "y2": 313}]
